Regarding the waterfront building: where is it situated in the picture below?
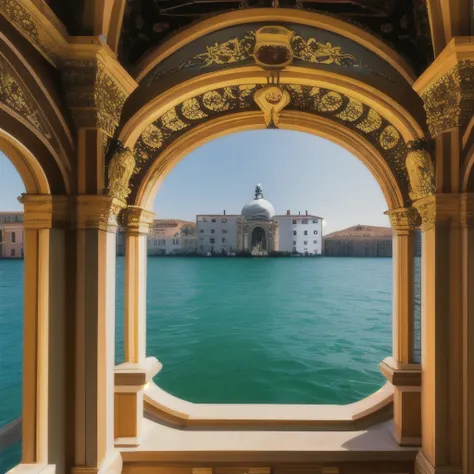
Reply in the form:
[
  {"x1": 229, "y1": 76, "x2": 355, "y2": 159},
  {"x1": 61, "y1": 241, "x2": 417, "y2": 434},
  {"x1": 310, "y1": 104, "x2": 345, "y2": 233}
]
[
  {"x1": 197, "y1": 185, "x2": 322, "y2": 256},
  {"x1": 275, "y1": 211, "x2": 323, "y2": 255},
  {"x1": 0, "y1": 212, "x2": 24, "y2": 258},
  {"x1": 323, "y1": 225, "x2": 393, "y2": 257},
  {"x1": 0, "y1": 2, "x2": 472, "y2": 474},
  {"x1": 117, "y1": 219, "x2": 196, "y2": 256}
]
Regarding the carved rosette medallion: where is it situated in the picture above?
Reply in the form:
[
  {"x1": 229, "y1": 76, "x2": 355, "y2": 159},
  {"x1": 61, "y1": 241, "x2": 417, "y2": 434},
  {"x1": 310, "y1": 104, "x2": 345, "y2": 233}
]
[
  {"x1": 405, "y1": 140, "x2": 435, "y2": 202},
  {"x1": 421, "y1": 60, "x2": 474, "y2": 137}
]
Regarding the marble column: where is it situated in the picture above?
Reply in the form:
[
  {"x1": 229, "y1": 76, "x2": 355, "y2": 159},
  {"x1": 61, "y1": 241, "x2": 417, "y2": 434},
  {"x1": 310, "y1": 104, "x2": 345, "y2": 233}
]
[
  {"x1": 381, "y1": 207, "x2": 421, "y2": 446},
  {"x1": 20, "y1": 194, "x2": 69, "y2": 472},
  {"x1": 114, "y1": 206, "x2": 161, "y2": 446}
]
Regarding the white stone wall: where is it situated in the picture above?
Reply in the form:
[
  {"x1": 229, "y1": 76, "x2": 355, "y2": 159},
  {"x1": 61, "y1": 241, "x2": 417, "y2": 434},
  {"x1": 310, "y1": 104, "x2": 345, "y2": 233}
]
[
  {"x1": 274, "y1": 215, "x2": 323, "y2": 255},
  {"x1": 196, "y1": 215, "x2": 239, "y2": 254}
]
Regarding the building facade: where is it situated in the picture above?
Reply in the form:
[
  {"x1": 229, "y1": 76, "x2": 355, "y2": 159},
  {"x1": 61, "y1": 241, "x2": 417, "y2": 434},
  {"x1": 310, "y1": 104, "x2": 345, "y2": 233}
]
[
  {"x1": 117, "y1": 219, "x2": 196, "y2": 256},
  {"x1": 275, "y1": 211, "x2": 323, "y2": 255},
  {"x1": 323, "y1": 225, "x2": 393, "y2": 257},
  {"x1": 0, "y1": 212, "x2": 24, "y2": 258},
  {"x1": 196, "y1": 185, "x2": 322, "y2": 256}
]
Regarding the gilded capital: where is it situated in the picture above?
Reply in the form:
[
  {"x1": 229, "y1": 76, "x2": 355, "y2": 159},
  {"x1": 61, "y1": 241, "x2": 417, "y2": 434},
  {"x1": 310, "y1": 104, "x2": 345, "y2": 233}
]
[
  {"x1": 74, "y1": 195, "x2": 126, "y2": 232},
  {"x1": 406, "y1": 140, "x2": 435, "y2": 202},
  {"x1": 420, "y1": 60, "x2": 474, "y2": 137},
  {"x1": 413, "y1": 194, "x2": 464, "y2": 232},
  {"x1": 19, "y1": 194, "x2": 71, "y2": 230},
  {"x1": 61, "y1": 48, "x2": 138, "y2": 135},
  {"x1": 125, "y1": 206, "x2": 155, "y2": 236},
  {"x1": 386, "y1": 207, "x2": 419, "y2": 235},
  {"x1": 461, "y1": 194, "x2": 474, "y2": 229},
  {"x1": 107, "y1": 148, "x2": 136, "y2": 203}
]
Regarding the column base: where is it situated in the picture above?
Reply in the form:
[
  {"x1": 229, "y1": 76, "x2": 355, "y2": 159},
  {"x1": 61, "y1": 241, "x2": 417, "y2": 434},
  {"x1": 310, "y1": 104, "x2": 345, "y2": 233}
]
[
  {"x1": 71, "y1": 450, "x2": 122, "y2": 474},
  {"x1": 415, "y1": 451, "x2": 462, "y2": 474},
  {"x1": 6, "y1": 465, "x2": 56, "y2": 474}
]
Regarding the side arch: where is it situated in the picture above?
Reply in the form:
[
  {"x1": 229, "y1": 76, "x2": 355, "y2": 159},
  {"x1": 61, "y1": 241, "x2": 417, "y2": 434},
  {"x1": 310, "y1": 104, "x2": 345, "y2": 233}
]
[{"x1": 133, "y1": 110, "x2": 405, "y2": 212}]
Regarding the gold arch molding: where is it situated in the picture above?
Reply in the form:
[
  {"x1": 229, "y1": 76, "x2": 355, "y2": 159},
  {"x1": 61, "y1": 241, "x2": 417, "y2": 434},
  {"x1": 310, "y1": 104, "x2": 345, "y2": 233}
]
[
  {"x1": 132, "y1": 111, "x2": 405, "y2": 212},
  {"x1": 134, "y1": 8, "x2": 416, "y2": 85}
]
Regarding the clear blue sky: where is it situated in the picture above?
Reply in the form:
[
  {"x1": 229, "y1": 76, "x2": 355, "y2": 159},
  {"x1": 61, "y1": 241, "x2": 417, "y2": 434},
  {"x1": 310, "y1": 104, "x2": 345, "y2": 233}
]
[{"x1": 0, "y1": 130, "x2": 389, "y2": 234}]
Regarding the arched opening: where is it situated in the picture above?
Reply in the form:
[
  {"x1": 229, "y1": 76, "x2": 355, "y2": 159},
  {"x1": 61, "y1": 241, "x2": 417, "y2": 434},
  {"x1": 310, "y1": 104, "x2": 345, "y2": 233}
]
[
  {"x1": 251, "y1": 226, "x2": 267, "y2": 253},
  {"x1": 0, "y1": 151, "x2": 25, "y2": 473}
]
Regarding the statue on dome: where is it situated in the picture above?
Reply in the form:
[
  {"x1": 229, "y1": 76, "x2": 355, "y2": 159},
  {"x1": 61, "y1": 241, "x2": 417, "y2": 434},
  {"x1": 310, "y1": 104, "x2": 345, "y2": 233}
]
[{"x1": 255, "y1": 183, "x2": 264, "y2": 199}]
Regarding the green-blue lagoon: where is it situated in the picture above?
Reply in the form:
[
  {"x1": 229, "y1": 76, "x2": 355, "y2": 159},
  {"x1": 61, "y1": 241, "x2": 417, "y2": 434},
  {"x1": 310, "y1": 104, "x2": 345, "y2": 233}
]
[{"x1": 1, "y1": 256, "x2": 392, "y2": 472}]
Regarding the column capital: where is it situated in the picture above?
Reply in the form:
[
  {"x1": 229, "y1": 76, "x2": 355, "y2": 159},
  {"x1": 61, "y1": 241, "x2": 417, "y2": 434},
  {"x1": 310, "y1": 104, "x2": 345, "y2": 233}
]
[
  {"x1": 60, "y1": 43, "x2": 138, "y2": 135},
  {"x1": 386, "y1": 207, "x2": 420, "y2": 235},
  {"x1": 124, "y1": 206, "x2": 155, "y2": 235},
  {"x1": 19, "y1": 193, "x2": 71, "y2": 229},
  {"x1": 413, "y1": 38, "x2": 474, "y2": 137},
  {"x1": 74, "y1": 195, "x2": 126, "y2": 232},
  {"x1": 412, "y1": 194, "x2": 466, "y2": 232}
]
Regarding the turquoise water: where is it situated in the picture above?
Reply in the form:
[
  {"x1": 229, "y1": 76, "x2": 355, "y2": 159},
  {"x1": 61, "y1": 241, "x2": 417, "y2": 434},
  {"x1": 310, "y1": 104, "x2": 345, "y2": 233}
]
[{"x1": 1, "y1": 256, "x2": 392, "y2": 471}]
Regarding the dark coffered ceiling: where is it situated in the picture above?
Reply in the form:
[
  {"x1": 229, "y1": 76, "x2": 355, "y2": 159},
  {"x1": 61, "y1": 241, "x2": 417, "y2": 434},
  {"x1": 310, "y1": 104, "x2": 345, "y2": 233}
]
[{"x1": 44, "y1": 0, "x2": 434, "y2": 75}]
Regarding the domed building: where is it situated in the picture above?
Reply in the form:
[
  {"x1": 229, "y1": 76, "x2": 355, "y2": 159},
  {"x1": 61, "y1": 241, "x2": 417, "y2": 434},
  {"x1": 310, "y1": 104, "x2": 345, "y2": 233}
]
[
  {"x1": 237, "y1": 184, "x2": 279, "y2": 255},
  {"x1": 196, "y1": 184, "x2": 323, "y2": 256}
]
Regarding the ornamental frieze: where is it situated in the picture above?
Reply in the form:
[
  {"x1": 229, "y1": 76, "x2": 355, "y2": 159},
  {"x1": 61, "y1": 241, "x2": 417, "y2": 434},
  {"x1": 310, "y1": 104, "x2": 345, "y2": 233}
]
[
  {"x1": 61, "y1": 58, "x2": 130, "y2": 137},
  {"x1": 131, "y1": 83, "x2": 410, "y2": 203},
  {"x1": 0, "y1": 53, "x2": 51, "y2": 138},
  {"x1": 421, "y1": 60, "x2": 474, "y2": 137}
]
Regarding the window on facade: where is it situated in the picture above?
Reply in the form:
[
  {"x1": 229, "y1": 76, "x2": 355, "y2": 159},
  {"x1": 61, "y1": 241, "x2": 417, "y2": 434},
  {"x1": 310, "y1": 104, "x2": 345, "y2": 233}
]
[
  {"x1": 221, "y1": 219, "x2": 227, "y2": 223},
  {"x1": 292, "y1": 219, "x2": 297, "y2": 224},
  {"x1": 314, "y1": 230, "x2": 319, "y2": 235},
  {"x1": 304, "y1": 241, "x2": 308, "y2": 245},
  {"x1": 200, "y1": 229, "x2": 204, "y2": 233},
  {"x1": 293, "y1": 240, "x2": 296, "y2": 245},
  {"x1": 11, "y1": 232, "x2": 16, "y2": 243},
  {"x1": 222, "y1": 229, "x2": 227, "y2": 234},
  {"x1": 304, "y1": 230, "x2": 308, "y2": 236},
  {"x1": 222, "y1": 238, "x2": 226, "y2": 243},
  {"x1": 302, "y1": 219, "x2": 308, "y2": 224},
  {"x1": 211, "y1": 229, "x2": 215, "y2": 234},
  {"x1": 176, "y1": 239, "x2": 180, "y2": 245},
  {"x1": 11, "y1": 249, "x2": 15, "y2": 257},
  {"x1": 210, "y1": 238, "x2": 215, "y2": 244},
  {"x1": 202, "y1": 217, "x2": 208, "y2": 222},
  {"x1": 211, "y1": 218, "x2": 216, "y2": 223},
  {"x1": 154, "y1": 239, "x2": 157, "y2": 245},
  {"x1": 313, "y1": 219, "x2": 318, "y2": 223},
  {"x1": 293, "y1": 230, "x2": 297, "y2": 235},
  {"x1": 313, "y1": 240, "x2": 318, "y2": 244}
]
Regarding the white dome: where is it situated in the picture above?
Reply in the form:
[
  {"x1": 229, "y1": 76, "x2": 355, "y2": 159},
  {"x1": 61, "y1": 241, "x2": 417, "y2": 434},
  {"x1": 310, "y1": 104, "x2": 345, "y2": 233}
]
[{"x1": 241, "y1": 198, "x2": 275, "y2": 220}]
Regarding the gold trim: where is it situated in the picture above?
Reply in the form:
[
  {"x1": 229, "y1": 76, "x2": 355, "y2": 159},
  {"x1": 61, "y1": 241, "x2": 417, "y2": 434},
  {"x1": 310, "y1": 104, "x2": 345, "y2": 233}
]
[
  {"x1": 134, "y1": 8, "x2": 416, "y2": 85},
  {"x1": 134, "y1": 110, "x2": 404, "y2": 212}
]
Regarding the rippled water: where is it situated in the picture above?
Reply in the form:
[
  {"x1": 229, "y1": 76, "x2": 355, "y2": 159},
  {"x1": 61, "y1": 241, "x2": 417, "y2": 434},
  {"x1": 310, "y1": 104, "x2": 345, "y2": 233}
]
[{"x1": 1, "y1": 256, "x2": 392, "y2": 471}]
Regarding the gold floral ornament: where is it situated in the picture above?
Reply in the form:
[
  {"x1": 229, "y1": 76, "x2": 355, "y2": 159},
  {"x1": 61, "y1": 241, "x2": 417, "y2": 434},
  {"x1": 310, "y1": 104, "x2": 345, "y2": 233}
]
[
  {"x1": 141, "y1": 123, "x2": 163, "y2": 148},
  {"x1": 107, "y1": 148, "x2": 136, "y2": 203},
  {"x1": 182, "y1": 32, "x2": 256, "y2": 68},
  {"x1": 379, "y1": 125, "x2": 400, "y2": 150},
  {"x1": 406, "y1": 140, "x2": 435, "y2": 202},
  {"x1": 254, "y1": 85, "x2": 290, "y2": 128},
  {"x1": 290, "y1": 35, "x2": 356, "y2": 66}
]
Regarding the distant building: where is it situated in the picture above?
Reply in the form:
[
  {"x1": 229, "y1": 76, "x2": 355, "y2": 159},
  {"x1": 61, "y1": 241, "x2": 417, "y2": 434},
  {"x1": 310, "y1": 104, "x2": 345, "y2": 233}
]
[
  {"x1": 275, "y1": 211, "x2": 323, "y2": 255},
  {"x1": 196, "y1": 184, "x2": 323, "y2": 256},
  {"x1": 0, "y1": 212, "x2": 24, "y2": 258},
  {"x1": 117, "y1": 219, "x2": 197, "y2": 256},
  {"x1": 323, "y1": 225, "x2": 393, "y2": 257}
]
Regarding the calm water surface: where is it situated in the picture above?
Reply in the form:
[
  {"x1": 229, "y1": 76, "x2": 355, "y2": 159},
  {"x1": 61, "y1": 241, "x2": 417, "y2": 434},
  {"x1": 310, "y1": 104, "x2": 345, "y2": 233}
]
[{"x1": 1, "y1": 256, "x2": 392, "y2": 471}]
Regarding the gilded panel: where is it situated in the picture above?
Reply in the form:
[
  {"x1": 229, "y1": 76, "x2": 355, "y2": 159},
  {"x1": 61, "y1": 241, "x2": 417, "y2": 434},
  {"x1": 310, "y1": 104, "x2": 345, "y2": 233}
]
[
  {"x1": 0, "y1": 53, "x2": 51, "y2": 138},
  {"x1": 130, "y1": 83, "x2": 410, "y2": 204}
]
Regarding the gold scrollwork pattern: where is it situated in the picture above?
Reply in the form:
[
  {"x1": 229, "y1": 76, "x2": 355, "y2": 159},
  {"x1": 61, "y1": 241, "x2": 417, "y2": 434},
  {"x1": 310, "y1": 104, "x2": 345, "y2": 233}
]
[
  {"x1": 421, "y1": 60, "x2": 474, "y2": 137},
  {"x1": 0, "y1": 0, "x2": 41, "y2": 49},
  {"x1": 131, "y1": 83, "x2": 409, "y2": 204},
  {"x1": 0, "y1": 54, "x2": 51, "y2": 138},
  {"x1": 61, "y1": 58, "x2": 129, "y2": 136},
  {"x1": 149, "y1": 31, "x2": 356, "y2": 83}
]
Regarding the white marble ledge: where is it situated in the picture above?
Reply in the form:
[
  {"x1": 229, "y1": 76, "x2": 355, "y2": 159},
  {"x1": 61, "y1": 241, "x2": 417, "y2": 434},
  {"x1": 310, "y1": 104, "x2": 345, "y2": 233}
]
[
  {"x1": 144, "y1": 381, "x2": 393, "y2": 424},
  {"x1": 120, "y1": 419, "x2": 417, "y2": 464}
]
